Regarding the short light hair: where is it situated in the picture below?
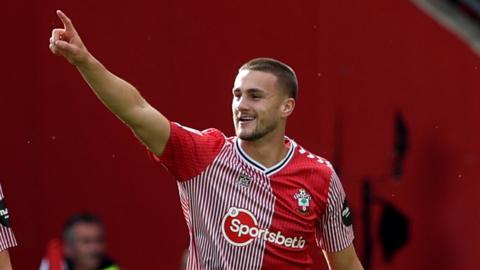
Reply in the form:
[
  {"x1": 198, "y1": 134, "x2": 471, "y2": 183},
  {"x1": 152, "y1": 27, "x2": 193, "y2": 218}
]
[{"x1": 239, "y1": 58, "x2": 298, "y2": 100}]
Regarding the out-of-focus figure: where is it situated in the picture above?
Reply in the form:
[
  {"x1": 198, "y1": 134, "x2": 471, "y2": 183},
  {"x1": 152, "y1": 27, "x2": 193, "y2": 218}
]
[
  {"x1": 0, "y1": 184, "x2": 17, "y2": 270},
  {"x1": 40, "y1": 213, "x2": 120, "y2": 270}
]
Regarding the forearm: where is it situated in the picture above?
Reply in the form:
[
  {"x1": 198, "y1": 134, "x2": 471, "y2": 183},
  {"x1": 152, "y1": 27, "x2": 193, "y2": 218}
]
[
  {"x1": 76, "y1": 55, "x2": 147, "y2": 127},
  {"x1": 0, "y1": 250, "x2": 12, "y2": 270},
  {"x1": 328, "y1": 258, "x2": 363, "y2": 270},
  {"x1": 50, "y1": 10, "x2": 171, "y2": 154},
  {"x1": 324, "y1": 245, "x2": 364, "y2": 270}
]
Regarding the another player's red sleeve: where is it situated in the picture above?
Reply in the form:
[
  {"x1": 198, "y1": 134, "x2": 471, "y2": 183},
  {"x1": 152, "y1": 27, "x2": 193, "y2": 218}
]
[
  {"x1": 0, "y1": 185, "x2": 17, "y2": 251},
  {"x1": 150, "y1": 122, "x2": 226, "y2": 181},
  {"x1": 316, "y1": 171, "x2": 354, "y2": 252}
]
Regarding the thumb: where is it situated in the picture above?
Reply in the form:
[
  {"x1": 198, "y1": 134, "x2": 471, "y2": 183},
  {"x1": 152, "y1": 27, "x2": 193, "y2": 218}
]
[
  {"x1": 54, "y1": 40, "x2": 79, "y2": 63},
  {"x1": 53, "y1": 40, "x2": 88, "y2": 65},
  {"x1": 54, "y1": 40, "x2": 75, "y2": 52}
]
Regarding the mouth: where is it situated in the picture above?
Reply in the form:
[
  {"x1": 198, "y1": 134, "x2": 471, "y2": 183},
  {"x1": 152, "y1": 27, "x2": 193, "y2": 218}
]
[{"x1": 237, "y1": 115, "x2": 256, "y2": 125}]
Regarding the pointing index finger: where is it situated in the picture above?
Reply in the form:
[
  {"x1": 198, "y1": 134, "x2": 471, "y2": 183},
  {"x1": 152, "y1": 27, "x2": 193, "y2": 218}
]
[{"x1": 56, "y1": 10, "x2": 75, "y2": 32}]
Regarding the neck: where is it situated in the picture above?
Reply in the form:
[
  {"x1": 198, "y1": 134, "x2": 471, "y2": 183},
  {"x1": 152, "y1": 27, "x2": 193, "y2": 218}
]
[{"x1": 238, "y1": 130, "x2": 289, "y2": 168}]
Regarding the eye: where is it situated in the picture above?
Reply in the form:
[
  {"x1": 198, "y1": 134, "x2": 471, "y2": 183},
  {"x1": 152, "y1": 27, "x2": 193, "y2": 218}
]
[
  {"x1": 232, "y1": 90, "x2": 242, "y2": 100},
  {"x1": 250, "y1": 92, "x2": 264, "y2": 100},
  {"x1": 248, "y1": 89, "x2": 264, "y2": 100}
]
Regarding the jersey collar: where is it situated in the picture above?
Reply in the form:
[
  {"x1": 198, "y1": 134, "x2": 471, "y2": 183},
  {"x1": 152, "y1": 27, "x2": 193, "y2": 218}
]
[{"x1": 235, "y1": 137, "x2": 296, "y2": 176}]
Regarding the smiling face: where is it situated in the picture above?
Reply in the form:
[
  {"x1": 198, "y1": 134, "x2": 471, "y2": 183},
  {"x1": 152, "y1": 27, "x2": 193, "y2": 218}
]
[{"x1": 232, "y1": 70, "x2": 295, "y2": 141}]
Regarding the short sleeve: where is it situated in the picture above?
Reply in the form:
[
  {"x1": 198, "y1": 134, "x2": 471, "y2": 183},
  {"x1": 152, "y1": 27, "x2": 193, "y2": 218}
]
[
  {"x1": 0, "y1": 185, "x2": 17, "y2": 251},
  {"x1": 316, "y1": 171, "x2": 354, "y2": 252},
  {"x1": 149, "y1": 122, "x2": 226, "y2": 181}
]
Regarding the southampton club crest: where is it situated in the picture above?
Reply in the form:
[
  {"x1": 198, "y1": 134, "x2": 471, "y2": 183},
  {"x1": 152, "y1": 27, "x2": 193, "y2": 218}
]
[{"x1": 294, "y1": 189, "x2": 312, "y2": 215}]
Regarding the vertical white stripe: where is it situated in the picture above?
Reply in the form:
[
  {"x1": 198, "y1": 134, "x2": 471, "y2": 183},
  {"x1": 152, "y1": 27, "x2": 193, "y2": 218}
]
[
  {"x1": 182, "y1": 141, "x2": 275, "y2": 269},
  {"x1": 319, "y1": 171, "x2": 354, "y2": 252},
  {"x1": 0, "y1": 184, "x2": 16, "y2": 250}
]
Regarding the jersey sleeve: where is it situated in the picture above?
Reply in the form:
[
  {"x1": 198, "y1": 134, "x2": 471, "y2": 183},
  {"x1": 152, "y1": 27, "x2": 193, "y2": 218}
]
[
  {"x1": 316, "y1": 171, "x2": 354, "y2": 252},
  {"x1": 0, "y1": 185, "x2": 17, "y2": 251},
  {"x1": 149, "y1": 122, "x2": 226, "y2": 181}
]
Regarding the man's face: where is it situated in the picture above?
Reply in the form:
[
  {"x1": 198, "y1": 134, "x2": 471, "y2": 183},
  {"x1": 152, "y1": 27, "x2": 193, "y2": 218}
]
[
  {"x1": 232, "y1": 70, "x2": 290, "y2": 141},
  {"x1": 65, "y1": 222, "x2": 105, "y2": 270}
]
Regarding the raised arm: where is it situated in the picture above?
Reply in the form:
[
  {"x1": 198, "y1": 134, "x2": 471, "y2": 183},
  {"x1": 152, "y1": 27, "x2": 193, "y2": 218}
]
[{"x1": 49, "y1": 10, "x2": 170, "y2": 155}]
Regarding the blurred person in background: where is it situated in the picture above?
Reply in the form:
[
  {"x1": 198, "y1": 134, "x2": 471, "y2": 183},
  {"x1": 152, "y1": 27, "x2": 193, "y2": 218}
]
[
  {"x1": 40, "y1": 213, "x2": 120, "y2": 270},
  {"x1": 0, "y1": 184, "x2": 17, "y2": 270}
]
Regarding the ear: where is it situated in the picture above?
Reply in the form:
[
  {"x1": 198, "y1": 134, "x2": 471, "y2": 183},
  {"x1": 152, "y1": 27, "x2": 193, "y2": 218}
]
[{"x1": 280, "y1": 98, "x2": 295, "y2": 117}]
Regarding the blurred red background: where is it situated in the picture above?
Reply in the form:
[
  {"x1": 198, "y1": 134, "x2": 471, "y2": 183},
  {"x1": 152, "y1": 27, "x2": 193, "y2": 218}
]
[{"x1": 1, "y1": 0, "x2": 479, "y2": 269}]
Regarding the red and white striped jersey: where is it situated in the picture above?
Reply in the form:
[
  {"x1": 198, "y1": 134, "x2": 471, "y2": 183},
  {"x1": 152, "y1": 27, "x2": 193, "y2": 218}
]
[
  {"x1": 0, "y1": 185, "x2": 17, "y2": 251},
  {"x1": 153, "y1": 122, "x2": 354, "y2": 269}
]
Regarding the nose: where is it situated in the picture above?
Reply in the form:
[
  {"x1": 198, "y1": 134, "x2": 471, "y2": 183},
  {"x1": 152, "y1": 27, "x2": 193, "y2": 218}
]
[{"x1": 233, "y1": 96, "x2": 249, "y2": 111}]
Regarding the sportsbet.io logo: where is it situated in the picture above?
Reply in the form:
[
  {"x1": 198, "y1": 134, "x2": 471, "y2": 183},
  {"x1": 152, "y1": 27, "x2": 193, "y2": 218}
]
[{"x1": 221, "y1": 207, "x2": 306, "y2": 249}]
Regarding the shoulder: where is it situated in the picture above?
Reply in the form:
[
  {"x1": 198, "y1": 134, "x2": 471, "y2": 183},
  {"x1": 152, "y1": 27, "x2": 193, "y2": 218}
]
[
  {"x1": 168, "y1": 122, "x2": 228, "y2": 149},
  {"x1": 100, "y1": 256, "x2": 120, "y2": 270},
  {"x1": 172, "y1": 122, "x2": 227, "y2": 139},
  {"x1": 225, "y1": 135, "x2": 236, "y2": 145},
  {"x1": 292, "y1": 141, "x2": 335, "y2": 176},
  {"x1": 0, "y1": 184, "x2": 5, "y2": 200},
  {"x1": 285, "y1": 141, "x2": 339, "y2": 209},
  {"x1": 157, "y1": 123, "x2": 230, "y2": 181}
]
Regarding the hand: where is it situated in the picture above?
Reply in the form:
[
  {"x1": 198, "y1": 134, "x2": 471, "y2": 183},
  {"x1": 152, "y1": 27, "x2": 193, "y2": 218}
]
[{"x1": 49, "y1": 10, "x2": 91, "y2": 66}]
